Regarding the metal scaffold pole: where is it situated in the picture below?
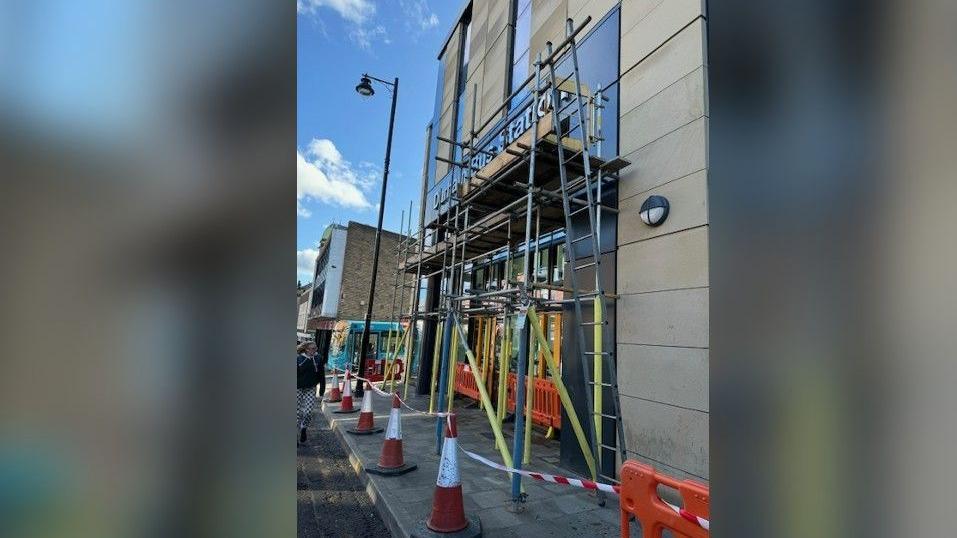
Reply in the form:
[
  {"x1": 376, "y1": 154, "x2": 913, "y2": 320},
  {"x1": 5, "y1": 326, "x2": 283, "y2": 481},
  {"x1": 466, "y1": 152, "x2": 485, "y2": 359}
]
[
  {"x1": 434, "y1": 310, "x2": 454, "y2": 454},
  {"x1": 510, "y1": 49, "x2": 544, "y2": 510}
]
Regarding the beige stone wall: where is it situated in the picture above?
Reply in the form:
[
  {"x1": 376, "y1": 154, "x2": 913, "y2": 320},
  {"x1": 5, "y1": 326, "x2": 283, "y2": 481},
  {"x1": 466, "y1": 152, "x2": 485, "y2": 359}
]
[
  {"x1": 568, "y1": 0, "x2": 618, "y2": 34},
  {"x1": 529, "y1": 0, "x2": 567, "y2": 63},
  {"x1": 436, "y1": 28, "x2": 462, "y2": 180},
  {"x1": 476, "y1": 0, "x2": 510, "y2": 140},
  {"x1": 616, "y1": 0, "x2": 709, "y2": 482}
]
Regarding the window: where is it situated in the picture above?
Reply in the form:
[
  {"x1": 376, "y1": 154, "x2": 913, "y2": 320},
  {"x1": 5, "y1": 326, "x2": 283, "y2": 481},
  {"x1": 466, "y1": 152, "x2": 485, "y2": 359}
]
[
  {"x1": 552, "y1": 244, "x2": 566, "y2": 284},
  {"x1": 462, "y1": 265, "x2": 472, "y2": 294},
  {"x1": 488, "y1": 262, "x2": 502, "y2": 290},
  {"x1": 474, "y1": 266, "x2": 487, "y2": 291},
  {"x1": 510, "y1": 254, "x2": 525, "y2": 284},
  {"x1": 384, "y1": 331, "x2": 404, "y2": 356},
  {"x1": 508, "y1": 0, "x2": 532, "y2": 109},
  {"x1": 534, "y1": 246, "x2": 550, "y2": 282}
]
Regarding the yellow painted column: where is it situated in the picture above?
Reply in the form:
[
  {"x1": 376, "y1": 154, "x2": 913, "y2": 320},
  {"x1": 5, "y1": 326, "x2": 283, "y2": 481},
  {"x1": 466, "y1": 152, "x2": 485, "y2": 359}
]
[
  {"x1": 527, "y1": 306, "x2": 597, "y2": 481},
  {"x1": 538, "y1": 316, "x2": 547, "y2": 378},
  {"x1": 428, "y1": 321, "x2": 442, "y2": 414},
  {"x1": 484, "y1": 318, "x2": 492, "y2": 407},
  {"x1": 593, "y1": 300, "x2": 603, "y2": 468},
  {"x1": 403, "y1": 321, "x2": 414, "y2": 400},
  {"x1": 523, "y1": 332, "x2": 536, "y2": 464},
  {"x1": 450, "y1": 315, "x2": 514, "y2": 473},
  {"x1": 483, "y1": 318, "x2": 493, "y2": 405},
  {"x1": 394, "y1": 328, "x2": 411, "y2": 393},
  {"x1": 496, "y1": 317, "x2": 509, "y2": 451},
  {"x1": 477, "y1": 317, "x2": 485, "y2": 411},
  {"x1": 447, "y1": 327, "x2": 458, "y2": 411},
  {"x1": 383, "y1": 326, "x2": 409, "y2": 393},
  {"x1": 382, "y1": 328, "x2": 394, "y2": 389}
]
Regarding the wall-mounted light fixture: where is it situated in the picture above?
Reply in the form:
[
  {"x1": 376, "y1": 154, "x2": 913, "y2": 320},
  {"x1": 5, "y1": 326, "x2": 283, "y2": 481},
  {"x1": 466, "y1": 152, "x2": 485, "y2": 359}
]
[{"x1": 639, "y1": 195, "x2": 670, "y2": 226}]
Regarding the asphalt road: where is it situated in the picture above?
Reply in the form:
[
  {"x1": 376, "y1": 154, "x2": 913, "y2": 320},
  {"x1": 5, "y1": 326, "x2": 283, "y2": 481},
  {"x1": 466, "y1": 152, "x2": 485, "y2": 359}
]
[{"x1": 298, "y1": 407, "x2": 390, "y2": 537}]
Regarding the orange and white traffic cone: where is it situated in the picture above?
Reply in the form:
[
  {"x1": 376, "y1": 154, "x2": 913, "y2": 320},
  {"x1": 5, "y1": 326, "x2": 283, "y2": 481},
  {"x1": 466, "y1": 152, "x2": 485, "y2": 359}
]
[
  {"x1": 367, "y1": 394, "x2": 417, "y2": 476},
  {"x1": 347, "y1": 382, "x2": 383, "y2": 434},
  {"x1": 332, "y1": 370, "x2": 359, "y2": 414},
  {"x1": 412, "y1": 414, "x2": 481, "y2": 537},
  {"x1": 327, "y1": 369, "x2": 342, "y2": 403}
]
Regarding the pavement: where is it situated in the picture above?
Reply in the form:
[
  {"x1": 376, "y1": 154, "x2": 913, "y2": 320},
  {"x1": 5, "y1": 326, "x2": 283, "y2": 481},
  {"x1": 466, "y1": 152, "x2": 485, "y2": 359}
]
[
  {"x1": 317, "y1": 381, "x2": 635, "y2": 537},
  {"x1": 298, "y1": 411, "x2": 390, "y2": 537}
]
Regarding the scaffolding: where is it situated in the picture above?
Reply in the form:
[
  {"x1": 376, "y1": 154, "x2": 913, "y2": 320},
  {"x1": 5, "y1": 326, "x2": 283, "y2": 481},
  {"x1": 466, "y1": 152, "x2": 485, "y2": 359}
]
[
  {"x1": 382, "y1": 201, "x2": 426, "y2": 401},
  {"x1": 399, "y1": 16, "x2": 630, "y2": 507}
]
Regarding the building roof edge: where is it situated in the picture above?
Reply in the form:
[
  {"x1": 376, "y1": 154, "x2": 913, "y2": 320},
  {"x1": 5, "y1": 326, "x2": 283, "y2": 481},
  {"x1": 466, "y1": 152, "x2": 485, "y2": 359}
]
[{"x1": 436, "y1": 0, "x2": 472, "y2": 59}]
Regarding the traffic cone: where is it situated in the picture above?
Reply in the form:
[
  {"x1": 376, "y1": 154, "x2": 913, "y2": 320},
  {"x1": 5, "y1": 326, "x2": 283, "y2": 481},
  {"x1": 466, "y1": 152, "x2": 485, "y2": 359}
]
[
  {"x1": 367, "y1": 394, "x2": 417, "y2": 476},
  {"x1": 411, "y1": 414, "x2": 481, "y2": 537},
  {"x1": 327, "y1": 370, "x2": 342, "y2": 403},
  {"x1": 347, "y1": 382, "x2": 383, "y2": 434},
  {"x1": 333, "y1": 370, "x2": 359, "y2": 414}
]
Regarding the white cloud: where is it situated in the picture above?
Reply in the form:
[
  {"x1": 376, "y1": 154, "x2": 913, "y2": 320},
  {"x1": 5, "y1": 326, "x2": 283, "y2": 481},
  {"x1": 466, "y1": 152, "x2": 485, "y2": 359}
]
[
  {"x1": 298, "y1": 0, "x2": 388, "y2": 50},
  {"x1": 349, "y1": 24, "x2": 388, "y2": 50},
  {"x1": 297, "y1": 0, "x2": 375, "y2": 24},
  {"x1": 297, "y1": 138, "x2": 376, "y2": 214},
  {"x1": 297, "y1": 247, "x2": 320, "y2": 280},
  {"x1": 308, "y1": 138, "x2": 342, "y2": 162},
  {"x1": 399, "y1": 0, "x2": 440, "y2": 32}
]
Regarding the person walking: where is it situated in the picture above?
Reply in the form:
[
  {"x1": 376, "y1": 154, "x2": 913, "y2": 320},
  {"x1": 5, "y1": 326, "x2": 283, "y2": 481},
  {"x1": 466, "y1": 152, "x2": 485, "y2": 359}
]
[{"x1": 297, "y1": 341, "x2": 325, "y2": 444}]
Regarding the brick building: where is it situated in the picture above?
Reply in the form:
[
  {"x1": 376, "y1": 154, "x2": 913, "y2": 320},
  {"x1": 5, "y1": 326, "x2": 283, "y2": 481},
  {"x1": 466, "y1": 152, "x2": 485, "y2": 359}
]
[{"x1": 307, "y1": 221, "x2": 408, "y2": 357}]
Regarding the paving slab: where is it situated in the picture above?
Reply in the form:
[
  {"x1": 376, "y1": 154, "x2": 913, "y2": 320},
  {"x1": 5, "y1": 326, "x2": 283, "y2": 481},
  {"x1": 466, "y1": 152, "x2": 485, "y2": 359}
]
[{"x1": 317, "y1": 383, "x2": 628, "y2": 537}]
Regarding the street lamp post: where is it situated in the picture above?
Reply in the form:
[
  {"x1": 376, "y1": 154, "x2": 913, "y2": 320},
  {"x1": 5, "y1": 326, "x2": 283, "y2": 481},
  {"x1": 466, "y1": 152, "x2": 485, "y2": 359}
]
[{"x1": 353, "y1": 73, "x2": 398, "y2": 398}]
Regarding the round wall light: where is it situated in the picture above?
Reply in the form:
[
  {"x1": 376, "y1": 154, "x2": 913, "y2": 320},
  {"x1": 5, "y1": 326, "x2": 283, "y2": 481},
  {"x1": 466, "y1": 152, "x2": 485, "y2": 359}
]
[{"x1": 639, "y1": 195, "x2": 670, "y2": 226}]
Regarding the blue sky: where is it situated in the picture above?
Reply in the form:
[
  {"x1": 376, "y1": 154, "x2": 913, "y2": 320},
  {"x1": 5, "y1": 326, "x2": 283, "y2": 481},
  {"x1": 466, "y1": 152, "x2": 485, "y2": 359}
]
[{"x1": 297, "y1": 0, "x2": 463, "y2": 282}]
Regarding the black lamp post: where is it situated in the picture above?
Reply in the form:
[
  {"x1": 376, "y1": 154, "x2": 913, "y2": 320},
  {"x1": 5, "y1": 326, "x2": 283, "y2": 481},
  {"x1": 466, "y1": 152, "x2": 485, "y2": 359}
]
[{"x1": 352, "y1": 73, "x2": 398, "y2": 398}]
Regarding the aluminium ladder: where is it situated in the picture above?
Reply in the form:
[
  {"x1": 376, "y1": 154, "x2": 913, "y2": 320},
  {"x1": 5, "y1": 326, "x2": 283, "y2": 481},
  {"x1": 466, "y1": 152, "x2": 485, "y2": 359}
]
[{"x1": 540, "y1": 19, "x2": 628, "y2": 485}]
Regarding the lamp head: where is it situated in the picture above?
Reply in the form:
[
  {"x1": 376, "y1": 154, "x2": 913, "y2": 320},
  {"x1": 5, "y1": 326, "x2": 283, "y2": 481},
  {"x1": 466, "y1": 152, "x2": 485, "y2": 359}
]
[{"x1": 355, "y1": 76, "x2": 375, "y2": 97}]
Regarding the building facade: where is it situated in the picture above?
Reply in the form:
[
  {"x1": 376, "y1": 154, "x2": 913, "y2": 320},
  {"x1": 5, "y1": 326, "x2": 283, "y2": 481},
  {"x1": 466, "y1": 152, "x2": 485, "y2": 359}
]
[
  {"x1": 297, "y1": 283, "x2": 312, "y2": 340},
  {"x1": 414, "y1": 0, "x2": 708, "y2": 483},
  {"x1": 308, "y1": 221, "x2": 409, "y2": 359}
]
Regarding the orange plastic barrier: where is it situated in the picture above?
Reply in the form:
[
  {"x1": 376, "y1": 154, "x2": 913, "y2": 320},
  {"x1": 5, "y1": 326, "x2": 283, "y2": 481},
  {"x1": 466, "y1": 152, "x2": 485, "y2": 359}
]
[
  {"x1": 363, "y1": 358, "x2": 403, "y2": 382},
  {"x1": 618, "y1": 460, "x2": 709, "y2": 538},
  {"x1": 453, "y1": 365, "x2": 562, "y2": 429},
  {"x1": 453, "y1": 362, "x2": 481, "y2": 401},
  {"x1": 505, "y1": 373, "x2": 562, "y2": 429}
]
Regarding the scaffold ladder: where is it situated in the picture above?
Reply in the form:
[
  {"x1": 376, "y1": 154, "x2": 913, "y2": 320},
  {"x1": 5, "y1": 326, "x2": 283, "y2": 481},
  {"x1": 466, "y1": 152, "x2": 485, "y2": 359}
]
[{"x1": 543, "y1": 19, "x2": 628, "y2": 484}]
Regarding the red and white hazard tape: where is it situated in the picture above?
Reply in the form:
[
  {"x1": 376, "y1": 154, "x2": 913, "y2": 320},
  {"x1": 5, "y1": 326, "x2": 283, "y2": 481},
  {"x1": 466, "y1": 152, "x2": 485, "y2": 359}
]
[
  {"x1": 347, "y1": 370, "x2": 452, "y2": 418},
  {"x1": 668, "y1": 502, "x2": 710, "y2": 531},
  {"x1": 458, "y1": 447, "x2": 621, "y2": 495}
]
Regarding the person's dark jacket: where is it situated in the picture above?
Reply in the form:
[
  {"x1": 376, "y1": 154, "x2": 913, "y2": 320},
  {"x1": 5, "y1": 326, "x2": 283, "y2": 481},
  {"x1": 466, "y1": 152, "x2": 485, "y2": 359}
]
[{"x1": 297, "y1": 353, "x2": 323, "y2": 389}]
